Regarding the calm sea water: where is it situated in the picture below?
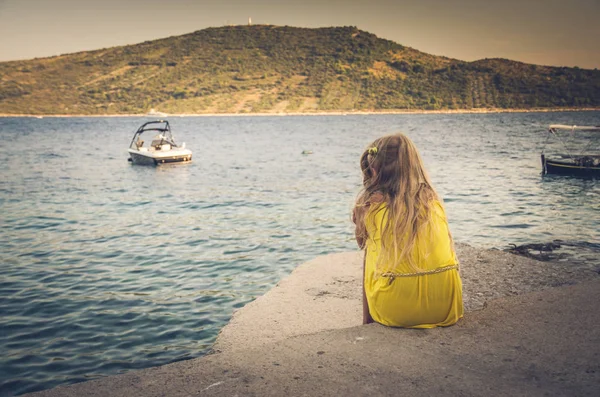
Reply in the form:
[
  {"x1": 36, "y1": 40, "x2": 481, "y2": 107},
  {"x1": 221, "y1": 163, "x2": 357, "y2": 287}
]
[{"x1": 1, "y1": 112, "x2": 599, "y2": 395}]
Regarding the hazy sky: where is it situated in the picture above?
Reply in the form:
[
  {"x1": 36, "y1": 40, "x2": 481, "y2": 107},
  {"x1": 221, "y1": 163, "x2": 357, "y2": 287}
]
[{"x1": 0, "y1": 0, "x2": 598, "y2": 69}]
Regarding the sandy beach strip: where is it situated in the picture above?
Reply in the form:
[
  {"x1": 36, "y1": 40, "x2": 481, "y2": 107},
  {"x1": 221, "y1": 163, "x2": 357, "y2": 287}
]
[{"x1": 1, "y1": 107, "x2": 599, "y2": 118}]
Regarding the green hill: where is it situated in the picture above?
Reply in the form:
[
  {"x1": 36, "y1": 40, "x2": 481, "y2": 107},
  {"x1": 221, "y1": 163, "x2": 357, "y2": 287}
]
[{"x1": 0, "y1": 25, "x2": 598, "y2": 115}]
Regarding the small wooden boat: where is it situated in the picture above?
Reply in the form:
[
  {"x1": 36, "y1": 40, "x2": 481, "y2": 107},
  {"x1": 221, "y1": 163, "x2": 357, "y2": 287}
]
[{"x1": 541, "y1": 124, "x2": 600, "y2": 177}]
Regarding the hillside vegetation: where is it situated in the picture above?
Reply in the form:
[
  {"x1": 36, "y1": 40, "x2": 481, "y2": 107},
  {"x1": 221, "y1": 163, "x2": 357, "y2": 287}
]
[{"x1": 1, "y1": 25, "x2": 599, "y2": 115}]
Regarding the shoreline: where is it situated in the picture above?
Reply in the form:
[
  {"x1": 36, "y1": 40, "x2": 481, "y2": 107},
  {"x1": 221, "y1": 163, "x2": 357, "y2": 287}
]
[{"x1": 1, "y1": 107, "x2": 599, "y2": 118}]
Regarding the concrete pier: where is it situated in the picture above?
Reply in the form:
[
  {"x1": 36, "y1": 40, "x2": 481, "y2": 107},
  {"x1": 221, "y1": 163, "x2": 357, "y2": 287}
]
[{"x1": 27, "y1": 243, "x2": 600, "y2": 396}]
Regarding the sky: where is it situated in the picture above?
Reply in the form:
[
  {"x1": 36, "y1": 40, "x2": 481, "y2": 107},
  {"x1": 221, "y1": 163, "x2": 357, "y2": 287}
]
[{"x1": 0, "y1": 0, "x2": 598, "y2": 69}]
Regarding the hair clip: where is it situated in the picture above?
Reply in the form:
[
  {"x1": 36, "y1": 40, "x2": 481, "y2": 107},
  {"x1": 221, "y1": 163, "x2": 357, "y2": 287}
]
[{"x1": 368, "y1": 147, "x2": 378, "y2": 155}]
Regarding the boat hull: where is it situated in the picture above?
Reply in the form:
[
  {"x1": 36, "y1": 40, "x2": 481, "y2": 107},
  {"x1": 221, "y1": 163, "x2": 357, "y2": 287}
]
[
  {"x1": 128, "y1": 149, "x2": 192, "y2": 165},
  {"x1": 542, "y1": 155, "x2": 600, "y2": 177}
]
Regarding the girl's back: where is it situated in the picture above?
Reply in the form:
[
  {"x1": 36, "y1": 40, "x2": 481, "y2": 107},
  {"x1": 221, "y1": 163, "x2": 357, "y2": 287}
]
[{"x1": 363, "y1": 200, "x2": 463, "y2": 328}]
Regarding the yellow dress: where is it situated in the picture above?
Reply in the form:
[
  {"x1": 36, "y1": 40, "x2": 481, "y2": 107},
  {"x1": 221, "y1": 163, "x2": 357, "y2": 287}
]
[{"x1": 364, "y1": 200, "x2": 463, "y2": 328}]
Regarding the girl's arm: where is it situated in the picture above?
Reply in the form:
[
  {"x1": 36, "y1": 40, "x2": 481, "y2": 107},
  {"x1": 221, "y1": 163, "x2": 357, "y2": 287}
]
[
  {"x1": 354, "y1": 208, "x2": 372, "y2": 323},
  {"x1": 362, "y1": 253, "x2": 373, "y2": 324},
  {"x1": 357, "y1": 193, "x2": 383, "y2": 324}
]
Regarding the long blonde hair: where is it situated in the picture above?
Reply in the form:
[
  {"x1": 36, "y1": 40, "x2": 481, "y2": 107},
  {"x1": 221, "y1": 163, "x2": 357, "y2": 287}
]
[{"x1": 355, "y1": 133, "x2": 441, "y2": 273}]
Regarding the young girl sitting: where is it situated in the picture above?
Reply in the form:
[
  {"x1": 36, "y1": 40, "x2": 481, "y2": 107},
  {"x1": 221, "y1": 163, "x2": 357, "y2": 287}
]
[{"x1": 352, "y1": 133, "x2": 463, "y2": 328}]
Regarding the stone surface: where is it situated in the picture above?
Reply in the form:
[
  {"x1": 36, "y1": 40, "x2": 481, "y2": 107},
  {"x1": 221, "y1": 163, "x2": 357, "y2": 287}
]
[{"x1": 214, "y1": 243, "x2": 598, "y2": 352}]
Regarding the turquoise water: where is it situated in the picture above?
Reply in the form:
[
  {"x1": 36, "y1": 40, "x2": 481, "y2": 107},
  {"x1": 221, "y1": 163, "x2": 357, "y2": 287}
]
[{"x1": 1, "y1": 112, "x2": 599, "y2": 395}]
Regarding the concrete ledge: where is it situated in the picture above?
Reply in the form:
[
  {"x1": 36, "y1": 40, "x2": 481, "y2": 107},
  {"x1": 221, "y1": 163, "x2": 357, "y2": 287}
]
[
  {"x1": 214, "y1": 242, "x2": 597, "y2": 353},
  {"x1": 27, "y1": 243, "x2": 600, "y2": 396}
]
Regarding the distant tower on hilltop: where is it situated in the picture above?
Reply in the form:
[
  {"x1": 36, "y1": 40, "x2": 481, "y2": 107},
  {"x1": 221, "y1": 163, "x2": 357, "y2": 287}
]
[{"x1": 248, "y1": 17, "x2": 252, "y2": 26}]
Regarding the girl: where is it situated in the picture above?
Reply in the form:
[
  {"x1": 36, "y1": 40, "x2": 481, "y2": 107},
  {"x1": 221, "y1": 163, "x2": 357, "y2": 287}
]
[{"x1": 352, "y1": 133, "x2": 463, "y2": 328}]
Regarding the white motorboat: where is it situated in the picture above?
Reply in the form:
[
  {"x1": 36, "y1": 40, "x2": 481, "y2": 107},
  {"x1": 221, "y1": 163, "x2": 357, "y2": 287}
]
[{"x1": 127, "y1": 120, "x2": 192, "y2": 165}]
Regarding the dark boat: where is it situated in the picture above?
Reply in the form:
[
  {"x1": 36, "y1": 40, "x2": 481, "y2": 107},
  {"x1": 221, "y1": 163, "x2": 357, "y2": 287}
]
[{"x1": 541, "y1": 125, "x2": 600, "y2": 177}]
